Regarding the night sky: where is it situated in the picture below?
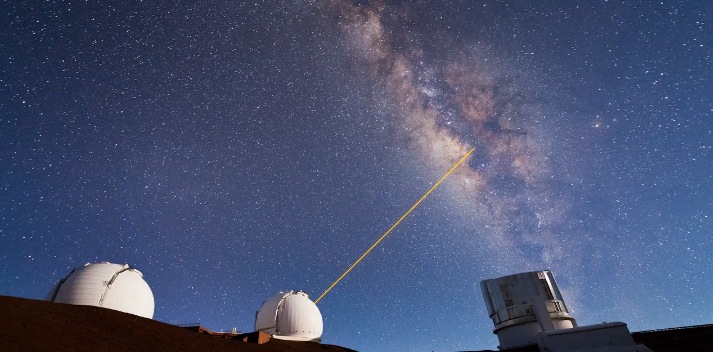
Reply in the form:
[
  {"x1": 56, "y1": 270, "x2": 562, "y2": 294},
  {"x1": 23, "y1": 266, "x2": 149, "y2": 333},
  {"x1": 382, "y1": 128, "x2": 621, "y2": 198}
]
[{"x1": 1, "y1": 1, "x2": 711, "y2": 351}]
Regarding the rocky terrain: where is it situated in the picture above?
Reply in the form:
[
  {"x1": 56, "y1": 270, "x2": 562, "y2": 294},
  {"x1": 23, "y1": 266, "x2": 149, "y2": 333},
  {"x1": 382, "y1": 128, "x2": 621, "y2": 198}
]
[{"x1": 0, "y1": 295, "x2": 356, "y2": 352}]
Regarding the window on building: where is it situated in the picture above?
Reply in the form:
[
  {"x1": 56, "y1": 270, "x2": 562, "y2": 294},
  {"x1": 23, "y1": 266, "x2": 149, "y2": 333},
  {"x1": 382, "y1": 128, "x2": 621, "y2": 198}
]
[
  {"x1": 507, "y1": 307, "x2": 516, "y2": 319},
  {"x1": 500, "y1": 283, "x2": 514, "y2": 307},
  {"x1": 539, "y1": 278, "x2": 555, "y2": 300}
]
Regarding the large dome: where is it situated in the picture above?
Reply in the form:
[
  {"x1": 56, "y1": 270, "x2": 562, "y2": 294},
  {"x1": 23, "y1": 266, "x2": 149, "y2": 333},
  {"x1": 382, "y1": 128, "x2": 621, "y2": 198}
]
[
  {"x1": 255, "y1": 290, "x2": 323, "y2": 342},
  {"x1": 47, "y1": 262, "x2": 154, "y2": 319}
]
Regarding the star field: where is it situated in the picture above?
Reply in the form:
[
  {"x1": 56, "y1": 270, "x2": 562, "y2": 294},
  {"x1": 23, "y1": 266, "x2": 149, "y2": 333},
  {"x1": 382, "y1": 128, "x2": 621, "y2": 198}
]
[{"x1": 1, "y1": 1, "x2": 711, "y2": 351}]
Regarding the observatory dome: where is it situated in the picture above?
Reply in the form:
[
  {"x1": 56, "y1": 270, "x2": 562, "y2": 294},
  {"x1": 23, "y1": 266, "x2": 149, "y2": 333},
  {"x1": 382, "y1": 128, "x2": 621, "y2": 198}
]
[
  {"x1": 481, "y1": 270, "x2": 576, "y2": 349},
  {"x1": 47, "y1": 262, "x2": 154, "y2": 319},
  {"x1": 255, "y1": 290, "x2": 323, "y2": 342}
]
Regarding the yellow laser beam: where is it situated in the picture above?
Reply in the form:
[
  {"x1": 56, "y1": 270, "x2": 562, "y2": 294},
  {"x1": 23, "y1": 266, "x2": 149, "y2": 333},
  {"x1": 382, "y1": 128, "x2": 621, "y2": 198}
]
[{"x1": 314, "y1": 147, "x2": 475, "y2": 304}]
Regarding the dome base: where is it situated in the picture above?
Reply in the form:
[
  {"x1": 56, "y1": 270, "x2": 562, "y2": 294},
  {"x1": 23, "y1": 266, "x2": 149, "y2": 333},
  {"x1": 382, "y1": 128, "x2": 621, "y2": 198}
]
[{"x1": 272, "y1": 334, "x2": 321, "y2": 343}]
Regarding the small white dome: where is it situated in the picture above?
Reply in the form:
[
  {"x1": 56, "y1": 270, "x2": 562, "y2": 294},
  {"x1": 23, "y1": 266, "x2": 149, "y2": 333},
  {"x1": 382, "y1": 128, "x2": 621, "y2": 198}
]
[
  {"x1": 47, "y1": 262, "x2": 155, "y2": 319},
  {"x1": 255, "y1": 290, "x2": 323, "y2": 342}
]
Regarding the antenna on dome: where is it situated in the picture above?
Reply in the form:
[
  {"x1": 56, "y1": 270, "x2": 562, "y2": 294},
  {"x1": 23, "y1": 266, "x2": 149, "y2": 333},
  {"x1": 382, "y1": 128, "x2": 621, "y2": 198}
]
[{"x1": 314, "y1": 147, "x2": 475, "y2": 304}]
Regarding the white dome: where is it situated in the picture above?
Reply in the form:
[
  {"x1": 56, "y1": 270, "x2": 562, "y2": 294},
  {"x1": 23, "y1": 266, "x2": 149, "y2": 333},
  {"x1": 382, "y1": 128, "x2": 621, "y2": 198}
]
[
  {"x1": 255, "y1": 290, "x2": 323, "y2": 342},
  {"x1": 47, "y1": 262, "x2": 155, "y2": 319}
]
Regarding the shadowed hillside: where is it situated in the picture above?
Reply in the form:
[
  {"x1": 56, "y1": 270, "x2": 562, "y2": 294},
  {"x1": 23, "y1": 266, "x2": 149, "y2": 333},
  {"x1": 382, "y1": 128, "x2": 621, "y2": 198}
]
[{"x1": 0, "y1": 295, "x2": 356, "y2": 352}]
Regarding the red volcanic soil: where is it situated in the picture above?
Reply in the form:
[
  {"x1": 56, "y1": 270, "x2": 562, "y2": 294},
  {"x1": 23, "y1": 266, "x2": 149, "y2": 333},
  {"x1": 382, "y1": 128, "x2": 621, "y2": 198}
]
[{"x1": 0, "y1": 295, "x2": 356, "y2": 352}]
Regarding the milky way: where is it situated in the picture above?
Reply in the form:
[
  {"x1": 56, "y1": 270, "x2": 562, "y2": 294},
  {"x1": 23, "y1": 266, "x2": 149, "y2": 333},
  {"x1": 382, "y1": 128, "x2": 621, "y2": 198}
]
[{"x1": 327, "y1": 0, "x2": 583, "y2": 277}]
